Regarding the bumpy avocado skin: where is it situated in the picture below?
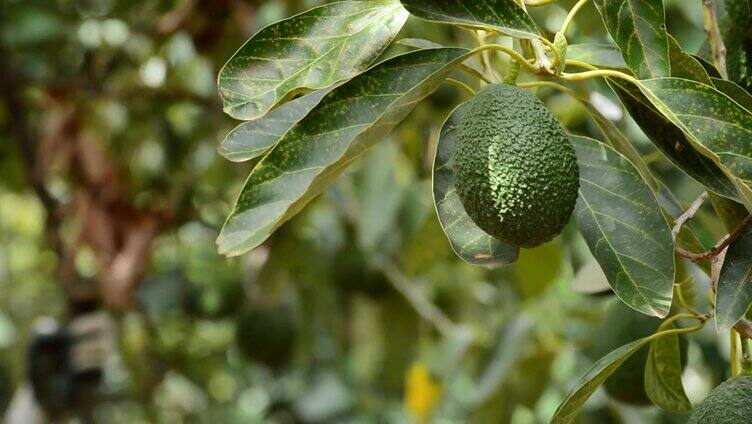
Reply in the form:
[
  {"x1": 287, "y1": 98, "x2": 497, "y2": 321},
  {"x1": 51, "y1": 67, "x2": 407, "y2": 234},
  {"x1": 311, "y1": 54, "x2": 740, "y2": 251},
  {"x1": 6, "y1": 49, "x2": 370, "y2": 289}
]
[
  {"x1": 689, "y1": 376, "x2": 752, "y2": 424},
  {"x1": 454, "y1": 84, "x2": 579, "y2": 248},
  {"x1": 587, "y1": 299, "x2": 688, "y2": 405}
]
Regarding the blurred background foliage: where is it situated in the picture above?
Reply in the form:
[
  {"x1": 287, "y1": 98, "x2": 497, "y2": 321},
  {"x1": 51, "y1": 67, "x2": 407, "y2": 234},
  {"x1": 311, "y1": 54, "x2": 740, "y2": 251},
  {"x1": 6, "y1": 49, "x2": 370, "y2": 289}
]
[{"x1": 0, "y1": 0, "x2": 740, "y2": 422}]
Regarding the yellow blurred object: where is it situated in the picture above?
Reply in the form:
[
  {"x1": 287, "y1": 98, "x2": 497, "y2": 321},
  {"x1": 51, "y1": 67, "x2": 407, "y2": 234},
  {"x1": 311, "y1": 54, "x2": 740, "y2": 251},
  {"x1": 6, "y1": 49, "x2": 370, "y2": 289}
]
[{"x1": 405, "y1": 362, "x2": 442, "y2": 423}]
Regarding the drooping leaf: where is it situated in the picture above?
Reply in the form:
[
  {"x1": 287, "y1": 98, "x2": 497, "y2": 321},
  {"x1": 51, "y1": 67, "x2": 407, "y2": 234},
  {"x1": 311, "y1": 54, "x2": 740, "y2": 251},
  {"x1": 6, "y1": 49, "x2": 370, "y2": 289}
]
[
  {"x1": 218, "y1": 0, "x2": 409, "y2": 120},
  {"x1": 638, "y1": 77, "x2": 752, "y2": 209},
  {"x1": 571, "y1": 135, "x2": 675, "y2": 317},
  {"x1": 716, "y1": 224, "x2": 752, "y2": 332},
  {"x1": 217, "y1": 48, "x2": 469, "y2": 256},
  {"x1": 432, "y1": 103, "x2": 519, "y2": 266},
  {"x1": 594, "y1": 0, "x2": 669, "y2": 79},
  {"x1": 219, "y1": 89, "x2": 331, "y2": 162},
  {"x1": 608, "y1": 77, "x2": 741, "y2": 201},
  {"x1": 567, "y1": 43, "x2": 628, "y2": 69},
  {"x1": 644, "y1": 323, "x2": 693, "y2": 413},
  {"x1": 551, "y1": 337, "x2": 652, "y2": 423},
  {"x1": 667, "y1": 35, "x2": 712, "y2": 85},
  {"x1": 399, "y1": 0, "x2": 540, "y2": 38}
]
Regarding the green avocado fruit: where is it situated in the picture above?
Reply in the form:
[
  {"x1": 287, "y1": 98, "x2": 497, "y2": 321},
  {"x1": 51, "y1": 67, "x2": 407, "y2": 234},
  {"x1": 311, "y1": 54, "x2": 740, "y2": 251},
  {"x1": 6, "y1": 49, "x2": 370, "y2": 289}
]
[
  {"x1": 587, "y1": 299, "x2": 688, "y2": 405},
  {"x1": 688, "y1": 376, "x2": 752, "y2": 423},
  {"x1": 236, "y1": 303, "x2": 297, "y2": 369},
  {"x1": 454, "y1": 84, "x2": 579, "y2": 248}
]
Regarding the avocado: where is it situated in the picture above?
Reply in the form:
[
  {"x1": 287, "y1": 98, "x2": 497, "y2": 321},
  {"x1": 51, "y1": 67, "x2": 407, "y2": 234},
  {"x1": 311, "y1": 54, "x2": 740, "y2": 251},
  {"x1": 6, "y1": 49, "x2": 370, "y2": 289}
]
[
  {"x1": 688, "y1": 376, "x2": 752, "y2": 423},
  {"x1": 236, "y1": 303, "x2": 297, "y2": 369},
  {"x1": 454, "y1": 84, "x2": 579, "y2": 248},
  {"x1": 587, "y1": 299, "x2": 688, "y2": 405}
]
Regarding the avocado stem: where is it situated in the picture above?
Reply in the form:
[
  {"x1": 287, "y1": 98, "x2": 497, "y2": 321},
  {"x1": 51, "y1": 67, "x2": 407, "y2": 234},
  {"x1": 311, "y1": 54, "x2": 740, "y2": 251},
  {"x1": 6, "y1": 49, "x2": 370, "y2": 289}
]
[
  {"x1": 559, "y1": 0, "x2": 590, "y2": 38},
  {"x1": 444, "y1": 78, "x2": 476, "y2": 96},
  {"x1": 469, "y1": 44, "x2": 537, "y2": 73},
  {"x1": 732, "y1": 330, "x2": 741, "y2": 377}
]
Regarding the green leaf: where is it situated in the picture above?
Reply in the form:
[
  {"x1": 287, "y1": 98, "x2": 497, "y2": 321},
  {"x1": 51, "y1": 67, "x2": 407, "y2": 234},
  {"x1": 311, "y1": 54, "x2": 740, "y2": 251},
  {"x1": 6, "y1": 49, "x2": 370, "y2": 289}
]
[
  {"x1": 644, "y1": 323, "x2": 693, "y2": 413},
  {"x1": 581, "y1": 99, "x2": 657, "y2": 190},
  {"x1": 716, "y1": 224, "x2": 752, "y2": 332},
  {"x1": 551, "y1": 337, "x2": 652, "y2": 423},
  {"x1": 396, "y1": 38, "x2": 445, "y2": 49},
  {"x1": 399, "y1": 0, "x2": 540, "y2": 38},
  {"x1": 567, "y1": 43, "x2": 628, "y2": 69},
  {"x1": 594, "y1": 0, "x2": 669, "y2": 79},
  {"x1": 638, "y1": 77, "x2": 752, "y2": 210},
  {"x1": 432, "y1": 103, "x2": 519, "y2": 267},
  {"x1": 692, "y1": 55, "x2": 722, "y2": 79},
  {"x1": 218, "y1": 0, "x2": 408, "y2": 120},
  {"x1": 219, "y1": 88, "x2": 330, "y2": 162},
  {"x1": 217, "y1": 48, "x2": 469, "y2": 256},
  {"x1": 571, "y1": 135, "x2": 675, "y2": 317},
  {"x1": 396, "y1": 38, "x2": 487, "y2": 81},
  {"x1": 667, "y1": 35, "x2": 712, "y2": 85},
  {"x1": 608, "y1": 77, "x2": 741, "y2": 201},
  {"x1": 711, "y1": 77, "x2": 752, "y2": 112}
]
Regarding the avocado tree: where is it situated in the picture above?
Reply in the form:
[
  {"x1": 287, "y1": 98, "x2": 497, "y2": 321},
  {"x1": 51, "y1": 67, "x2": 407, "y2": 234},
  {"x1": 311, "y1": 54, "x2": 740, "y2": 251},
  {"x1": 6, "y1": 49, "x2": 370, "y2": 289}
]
[{"x1": 216, "y1": 0, "x2": 752, "y2": 421}]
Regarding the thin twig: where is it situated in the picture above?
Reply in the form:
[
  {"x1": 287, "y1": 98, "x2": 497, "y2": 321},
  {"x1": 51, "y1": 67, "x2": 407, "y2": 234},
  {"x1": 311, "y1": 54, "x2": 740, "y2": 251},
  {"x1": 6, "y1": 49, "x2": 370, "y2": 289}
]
[
  {"x1": 676, "y1": 214, "x2": 752, "y2": 261},
  {"x1": 559, "y1": 0, "x2": 590, "y2": 37},
  {"x1": 445, "y1": 78, "x2": 476, "y2": 96},
  {"x1": 672, "y1": 192, "x2": 709, "y2": 241},
  {"x1": 701, "y1": 0, "x2": 728, "y2": 79},
  {"x1": 735, "y1": 318, "x2": 752, "y2": 338},
  {"x1": 379, "y1": 262, "x2": 467, "y2": 340}
]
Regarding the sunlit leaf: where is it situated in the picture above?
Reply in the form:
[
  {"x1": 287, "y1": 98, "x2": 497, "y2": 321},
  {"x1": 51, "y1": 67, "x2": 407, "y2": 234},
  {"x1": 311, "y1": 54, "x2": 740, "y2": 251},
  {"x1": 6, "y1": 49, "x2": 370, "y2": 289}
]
[
  {"x1": 551, "y1": 337, "x2": 651, "y2": 423},
  {"x1": 219, "y1": 89, "x2": 330, "y2": 162},
  {"x1": 572, "y1": 135, "x2": 674, "y2": 317},
  {"x1": 431, "y1": 103, "x2": 519, "y2": 266},
  {"x1": 645, "y1": 323, "x2": 692, "y2": 413},
  {"x1": 399, "y1": 0, "x2": 540, "y2": 38},
  {"x1": 217, "y1": 48, "x2": 469, "y2": 256},
  {"x1": 608, "y1": 78, "x2": 741, "y2": 201},
  {"x1": 594, "y1": 0, "x2": 669, "y2": 79},
  {"x1": 639, "y1": 77, "x2": 752, "y2": 210},
  {"x1": 716, "y1": 224, "x2": 752, "y2": 332},
  {"x1": 567, "y1": 44, "x2": 627, "y2": 69},
  {"x1": 218, "y1": 0, "x2": 408, "y2": 120}
]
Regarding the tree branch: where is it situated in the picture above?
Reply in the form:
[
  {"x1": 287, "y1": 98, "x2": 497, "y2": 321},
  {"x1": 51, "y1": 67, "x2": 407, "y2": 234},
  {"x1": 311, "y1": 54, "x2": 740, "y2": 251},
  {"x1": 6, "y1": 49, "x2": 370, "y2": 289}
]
[
  {"x1": 702, "y1": 0, "x2": 728, "y2": 79},
  {"x1": 672, "y1": 192, "x2": 708, "y2": 241},
  {"x1": 676, "y1": 215, "x2": 752, "y2": 261}
]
